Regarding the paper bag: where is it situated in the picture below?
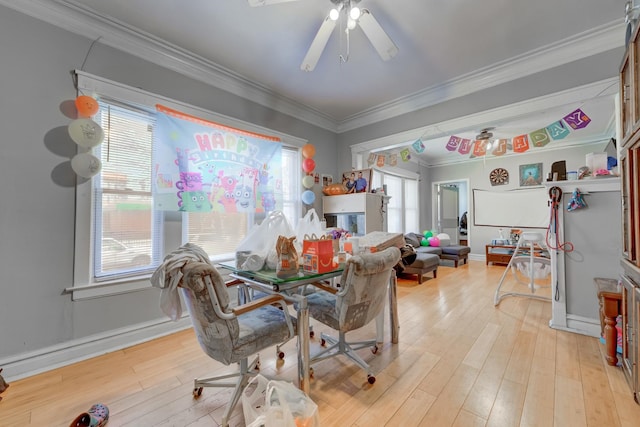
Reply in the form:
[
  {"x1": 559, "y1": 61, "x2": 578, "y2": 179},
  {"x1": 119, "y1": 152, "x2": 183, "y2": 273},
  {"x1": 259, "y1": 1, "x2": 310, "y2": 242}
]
[
  {"x1": 302, "y1": 234, "x2": 336, "y2": 274},
  {"x1": 276, "y1": 235, "x2": 299, "y2": 279}
]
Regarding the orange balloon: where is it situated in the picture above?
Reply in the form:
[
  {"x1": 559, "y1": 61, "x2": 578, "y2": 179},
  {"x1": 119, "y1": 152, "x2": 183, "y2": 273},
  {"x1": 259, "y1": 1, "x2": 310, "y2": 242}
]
[
  {"x1": 75, "y1": 95, "x2": 99, "y2": 118},
  {"x1": 301, "y1": 143, "x2": 316, "y2": 159},
  {"x1": 302, "y1": 158, "x2": 316, "y2": 173}
]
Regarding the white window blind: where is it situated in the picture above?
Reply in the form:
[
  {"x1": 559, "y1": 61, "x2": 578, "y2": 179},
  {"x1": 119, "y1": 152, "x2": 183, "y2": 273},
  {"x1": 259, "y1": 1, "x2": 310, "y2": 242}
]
[{"x1": 92, "y1": 104, "x2": 163, "y2": 280}]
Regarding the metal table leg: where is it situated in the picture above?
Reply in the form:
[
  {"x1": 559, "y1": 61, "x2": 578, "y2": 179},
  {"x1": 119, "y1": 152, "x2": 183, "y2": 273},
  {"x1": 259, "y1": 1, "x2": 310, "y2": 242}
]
[
  {"x1": 389, "y1": 271, "x2": 399, "y2": 344},
  {"x1": 295, "y1": 296, "x2": 310, "y2": 394}
]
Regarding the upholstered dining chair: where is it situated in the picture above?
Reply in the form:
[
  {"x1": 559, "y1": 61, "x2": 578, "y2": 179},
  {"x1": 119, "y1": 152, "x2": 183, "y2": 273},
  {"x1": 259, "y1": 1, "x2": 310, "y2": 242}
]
[
  {"x1": 151, "y1": 243, "x2": 296, "y2": 427},
  {"x1": 303, "y1": 246, "x2": 401, "y2": 384}
]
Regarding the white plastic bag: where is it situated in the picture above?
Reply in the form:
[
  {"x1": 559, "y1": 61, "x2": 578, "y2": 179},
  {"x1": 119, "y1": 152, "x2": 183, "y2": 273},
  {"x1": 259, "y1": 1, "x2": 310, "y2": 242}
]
[
  {"x1": 244, "y1": 378, "x2": 320, "y2": 427},
  {"x1": 242, "y1": 374, "x2": 270, "y2": 426},
  {"x1": 235, "y1": 210, "x2": 295, "y2": 271},
  {"x1": 295, "y1": 209, "x2": 325, "y2": 253}
]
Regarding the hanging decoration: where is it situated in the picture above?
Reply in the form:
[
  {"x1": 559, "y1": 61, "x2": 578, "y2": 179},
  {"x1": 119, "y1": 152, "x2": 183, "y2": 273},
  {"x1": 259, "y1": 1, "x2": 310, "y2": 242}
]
[
  {"x1": 412, "y1": 139, "x2": 425, "y2": 153},
  {"x1": 69, "y1": 94, "x2": 104, "y2": 179},
  {"x1": 153, "y1": 104, "x2": 283, "y2": 213},
  {"x1": 301, "y1": 143, "x2": 316, "y2": 206},
  {"x1": 371, "y1": 107, "x2": 594, "y2": 169}
]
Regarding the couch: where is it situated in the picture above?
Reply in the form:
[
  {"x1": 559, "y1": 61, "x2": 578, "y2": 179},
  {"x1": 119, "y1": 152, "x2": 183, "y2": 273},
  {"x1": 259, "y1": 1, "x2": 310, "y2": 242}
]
[{"x1": 404, "y1": 232, "x2": 471, "y2": 269}]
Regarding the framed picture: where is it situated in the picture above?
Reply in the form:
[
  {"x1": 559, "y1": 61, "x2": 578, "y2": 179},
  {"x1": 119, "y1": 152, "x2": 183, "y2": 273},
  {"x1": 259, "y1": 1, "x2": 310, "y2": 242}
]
[
  {"x1": 519, "y1": 163, "x2": 543, "y2": 186},
  {"x1": 321, "y1": 174, "x2": 333, "y2": 187},
  {"x1": 341, "y1": 168, "x2": 372, "y2": 193}
]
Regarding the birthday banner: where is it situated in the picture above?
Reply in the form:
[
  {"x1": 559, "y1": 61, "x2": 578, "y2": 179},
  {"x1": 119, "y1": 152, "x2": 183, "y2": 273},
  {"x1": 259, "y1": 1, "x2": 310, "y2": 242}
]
[
  {"x1": 154, "y1": 104, "x2": 283, "y2": 213},
  {"x1": 369, "y1": 108, "x2": 591, "y2": 167}
]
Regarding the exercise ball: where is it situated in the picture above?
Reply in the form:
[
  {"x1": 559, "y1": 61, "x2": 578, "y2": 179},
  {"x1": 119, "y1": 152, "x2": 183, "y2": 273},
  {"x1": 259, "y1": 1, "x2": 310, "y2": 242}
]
[
  {"x1": 420, "y1": 237, "x2": 430, "y2": 246},
  {"x1": 428, "y1": 236, "x2": 440, "y2": 247},
  {"x1": 423, "y1": 230, "x2": 433, "y2": 239}
]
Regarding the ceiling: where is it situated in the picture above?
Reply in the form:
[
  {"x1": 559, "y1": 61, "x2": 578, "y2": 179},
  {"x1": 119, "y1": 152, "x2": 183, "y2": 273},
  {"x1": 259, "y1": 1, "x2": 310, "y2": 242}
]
[{"x1": 8, "y1": 0, "x2": 627, "y2": 165}]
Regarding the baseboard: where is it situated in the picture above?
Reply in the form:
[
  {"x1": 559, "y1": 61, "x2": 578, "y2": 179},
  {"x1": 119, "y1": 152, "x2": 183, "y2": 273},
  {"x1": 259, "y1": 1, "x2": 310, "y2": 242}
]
[
  {"x1": 0, "y1": 316, "x2": 191, "y2": 382},
  {"x1": 469, "y1": 254, "x2": 483, "y2": 262},
  {"x1": 549, "y1": 314, "x2": 601, "y2": 338}
]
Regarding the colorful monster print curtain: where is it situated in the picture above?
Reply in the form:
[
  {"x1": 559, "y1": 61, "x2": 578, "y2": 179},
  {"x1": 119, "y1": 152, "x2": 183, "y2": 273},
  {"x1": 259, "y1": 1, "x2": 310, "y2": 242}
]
[{"x1": 154, "y1": 105, "x2": 283, "y2": 213}]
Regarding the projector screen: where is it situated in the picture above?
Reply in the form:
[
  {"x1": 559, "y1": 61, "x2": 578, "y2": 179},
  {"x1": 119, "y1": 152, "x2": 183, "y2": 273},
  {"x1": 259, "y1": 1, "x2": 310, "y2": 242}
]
[{"x1": 473, "y1": 187, "x2": 550, "y2": 228}]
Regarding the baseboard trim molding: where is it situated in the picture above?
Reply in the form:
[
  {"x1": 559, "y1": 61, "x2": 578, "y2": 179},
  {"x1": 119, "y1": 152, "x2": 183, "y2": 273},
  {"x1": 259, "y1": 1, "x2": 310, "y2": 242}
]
[
  {"x1": 0, "y1": 316, "x2": 191, "y2": 382},
  {"x1": 549, "y1": 314, "x2": 601, "y2": 338}
]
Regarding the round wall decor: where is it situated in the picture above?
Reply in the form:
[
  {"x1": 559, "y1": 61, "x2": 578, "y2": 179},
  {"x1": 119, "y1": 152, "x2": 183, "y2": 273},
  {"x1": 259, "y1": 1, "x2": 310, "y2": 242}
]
[{"x1": 489, "y1": 168, "x2": 509, "y2": 186}]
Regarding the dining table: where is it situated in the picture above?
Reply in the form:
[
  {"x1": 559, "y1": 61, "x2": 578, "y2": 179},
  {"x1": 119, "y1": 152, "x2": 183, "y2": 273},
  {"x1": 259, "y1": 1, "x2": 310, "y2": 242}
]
[{"x1": 218, "y1": 261, "x2": 399, "y2": 394}]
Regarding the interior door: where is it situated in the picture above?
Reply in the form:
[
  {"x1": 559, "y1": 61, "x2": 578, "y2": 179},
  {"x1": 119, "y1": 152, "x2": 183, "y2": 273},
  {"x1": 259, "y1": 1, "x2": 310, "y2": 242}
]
[{"x1": 438, "y1": 184, "x2": 459, "y2": 244}]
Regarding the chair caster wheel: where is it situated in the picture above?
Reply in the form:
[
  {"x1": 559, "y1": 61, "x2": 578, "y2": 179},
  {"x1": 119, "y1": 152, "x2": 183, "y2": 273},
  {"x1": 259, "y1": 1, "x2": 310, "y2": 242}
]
[
  {"x1": 321, "y1": 338, "x2": 326, "y2": 347},
  {"x1": 309, "y1": 367, "x2": 314, "y2": 379},
  {"x1": 371, "y1": 345, "x2": 379, "y2": 354},
  {"x1": 310, "y1": 330, "x2": 315, "y2": 338},
  {"x1": 367, "y1": 375, "x2": 376, "y2": 385},
  {"x1": 278, "y1": 351, "x2": 285, "y2": 359},
  {"x1": 193, "y1": 387, "x2": 203, "y2": 398}
]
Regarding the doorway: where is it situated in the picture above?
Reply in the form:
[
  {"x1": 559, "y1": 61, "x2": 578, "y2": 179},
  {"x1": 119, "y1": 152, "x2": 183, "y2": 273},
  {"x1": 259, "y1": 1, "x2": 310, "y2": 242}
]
[{"x1": 432, "y1": 179, "x2": 470, "y2": 246}]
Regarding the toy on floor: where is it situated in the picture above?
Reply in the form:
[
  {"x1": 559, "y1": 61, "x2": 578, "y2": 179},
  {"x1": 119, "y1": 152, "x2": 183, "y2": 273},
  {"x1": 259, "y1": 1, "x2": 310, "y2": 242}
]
[
  {"x1": 0, "y1": 368, "x2": 9, "y2": 402},
  {"x1": 69, "y1": 403, "x2": 109, "y2": 427}
]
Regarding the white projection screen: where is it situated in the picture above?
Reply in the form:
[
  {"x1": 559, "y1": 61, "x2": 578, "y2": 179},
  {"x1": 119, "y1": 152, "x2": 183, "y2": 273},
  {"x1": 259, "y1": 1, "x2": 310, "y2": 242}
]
[{"x1": 473, "y1": 188, "x2": 550, "y2": 228}]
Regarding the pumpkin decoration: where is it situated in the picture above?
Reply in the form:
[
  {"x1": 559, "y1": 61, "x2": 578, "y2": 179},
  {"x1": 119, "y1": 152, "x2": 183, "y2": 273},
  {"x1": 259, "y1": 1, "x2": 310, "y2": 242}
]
[{"x1": 322, "y1": 183, "x2": 348, "y2": 196}]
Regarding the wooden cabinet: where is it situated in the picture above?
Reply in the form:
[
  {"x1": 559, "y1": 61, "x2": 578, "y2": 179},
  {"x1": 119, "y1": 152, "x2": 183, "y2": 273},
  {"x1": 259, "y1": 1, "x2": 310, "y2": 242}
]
[
  {"x1": 619, "y1": 23, "x2": 640, "y2": 403},
  {"x1": 485, "y1": 243, "x2": 548, "y2": 266}
]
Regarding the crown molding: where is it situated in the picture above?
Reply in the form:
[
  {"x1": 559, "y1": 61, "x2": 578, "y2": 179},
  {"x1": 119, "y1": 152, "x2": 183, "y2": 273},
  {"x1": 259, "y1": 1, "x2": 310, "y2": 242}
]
[
  {"x1": 0, "y1": 0, "x2": 338, "y2": 130},
  {"x1": 1, "y1": 0, "x2": 624, "y2": 134},
  {"x1": 351, "y1": 77, "x2": 618, "y2": 167},
  {"x1": 337, "y1": 21, "x2": 625, "y2": 132}
]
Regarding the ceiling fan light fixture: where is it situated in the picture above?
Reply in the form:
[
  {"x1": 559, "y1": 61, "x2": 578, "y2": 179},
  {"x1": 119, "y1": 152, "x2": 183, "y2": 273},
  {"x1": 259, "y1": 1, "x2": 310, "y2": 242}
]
[
  {"x1": 349, "y1": 6, "x2": 361, "y2": 20},
  {"x1": 329, "y1": 8, "x2": 340, "y2": 20},
  {"x1": 347, "y1": 17, "x2": 357, "y2": 30}
]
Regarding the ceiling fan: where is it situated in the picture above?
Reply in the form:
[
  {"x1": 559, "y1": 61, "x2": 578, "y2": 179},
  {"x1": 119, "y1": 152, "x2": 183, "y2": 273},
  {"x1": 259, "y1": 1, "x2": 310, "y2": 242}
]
[
  {"x1": 475, "y1": 127, "x2": 495, "y2": 140},
  {"x1": 248, "y1": 0, "x2": 398, "y2": 72}
]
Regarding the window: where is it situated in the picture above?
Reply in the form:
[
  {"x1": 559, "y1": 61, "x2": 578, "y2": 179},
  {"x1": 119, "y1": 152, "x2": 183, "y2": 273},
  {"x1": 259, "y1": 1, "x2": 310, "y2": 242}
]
[
  {"x1": 373, "y1": 169, "x2": 419, "y2": 233},
  {"x1": 72, "y1": 71, "x2": 304, "y2": 299},
  {"x1": 93, "y1": 104, "x2": 162, "y2": 280}
]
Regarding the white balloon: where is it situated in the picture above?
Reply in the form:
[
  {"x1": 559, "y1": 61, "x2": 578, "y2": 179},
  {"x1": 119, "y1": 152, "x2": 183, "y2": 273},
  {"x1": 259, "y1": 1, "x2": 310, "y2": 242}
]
[
  {"x1": 302, "y1": 175, "x2": 315, "y2": 189},
  {"x1": 68, "y1": 118, "x2": 104, "y2": 148},
  {"x1": 71, "y1": 152, "x2": 102, "y2": 178}
]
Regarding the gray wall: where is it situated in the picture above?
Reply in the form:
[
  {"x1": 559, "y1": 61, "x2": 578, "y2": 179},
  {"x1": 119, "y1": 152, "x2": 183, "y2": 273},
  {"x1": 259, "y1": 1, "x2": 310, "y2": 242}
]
[
  {"x1": 428, "y1": 142, "x2": 610, "y2": 257},
  {"x1": 0, "y1": 6, "x2": 337, "y2": 372},
  {"x1": 0, "y1": 3, "x2": 624, "y2": 379}
]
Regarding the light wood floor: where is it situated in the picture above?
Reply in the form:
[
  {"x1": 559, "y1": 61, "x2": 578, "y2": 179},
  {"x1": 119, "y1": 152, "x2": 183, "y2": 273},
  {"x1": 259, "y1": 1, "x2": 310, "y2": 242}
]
[{"x1": 2, "y1": 261, "x2": 639, "y2": 426}]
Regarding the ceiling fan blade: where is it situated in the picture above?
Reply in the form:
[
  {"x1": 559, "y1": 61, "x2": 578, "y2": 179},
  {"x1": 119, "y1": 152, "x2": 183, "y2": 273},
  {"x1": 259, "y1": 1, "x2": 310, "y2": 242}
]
[
  {"x1": 247, "y1": 0, "x2": 301, "y2": 7},
  {"x1": 300, "y1": 16, "x2": 336, "y2": 72},
  {"x1": 358, "y1": 9, "x2": 398, "y2": 61}
]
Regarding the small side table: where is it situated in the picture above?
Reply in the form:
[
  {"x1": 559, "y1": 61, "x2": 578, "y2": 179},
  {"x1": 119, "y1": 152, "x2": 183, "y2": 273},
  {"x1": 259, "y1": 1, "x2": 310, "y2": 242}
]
[{"x1": 595, "y1": 277, "x2": 622, "y2": 366}]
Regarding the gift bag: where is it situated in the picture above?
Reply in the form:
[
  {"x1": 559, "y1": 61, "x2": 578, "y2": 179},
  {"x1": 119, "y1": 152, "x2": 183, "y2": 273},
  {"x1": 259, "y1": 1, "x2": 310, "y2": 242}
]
[
  {"x1": 235, "y1": 210, "x2": 295, "y2": 271},
  {"x1": 295, "y1": 209, "x2": 325, "y2": 253},
  {"x1": 276, "y1": 235, "x2": 299, "y2": 279},
  {"x1": 302, "y1": 234, "x2": 336, "y2": 274}
]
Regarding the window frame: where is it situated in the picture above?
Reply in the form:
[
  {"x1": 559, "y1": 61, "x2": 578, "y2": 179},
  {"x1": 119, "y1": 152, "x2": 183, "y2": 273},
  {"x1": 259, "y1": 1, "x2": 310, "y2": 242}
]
[
  {"x1": 371, "y1": 166, "x2": 419, "y2": 233},
  {"x1": 71, "y1": 71, "x2": 305, "y2": 300}
]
